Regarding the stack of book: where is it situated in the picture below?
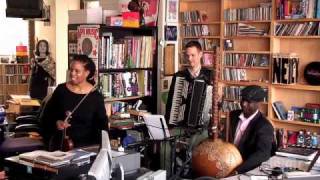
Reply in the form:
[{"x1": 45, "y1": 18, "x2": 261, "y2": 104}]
[{"x1": 19, "y1": 149, "x2": 96, "y2": 168}]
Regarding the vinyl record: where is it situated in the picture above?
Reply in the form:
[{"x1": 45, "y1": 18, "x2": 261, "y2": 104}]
[{"x1": 304, "y1": 61, "x2": 320, "y2": 85}]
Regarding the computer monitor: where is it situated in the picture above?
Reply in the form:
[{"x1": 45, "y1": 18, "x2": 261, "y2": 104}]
[{"x1": 88, "y1": 130, "x2": 112, "y2": 180}]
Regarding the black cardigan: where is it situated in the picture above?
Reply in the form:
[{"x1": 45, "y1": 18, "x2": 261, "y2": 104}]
[
  {"x1": 40, "y1": 83, "x2": 108, "y2": 149},
  {"x1": 229, "y1": 110, "x2": 274, "y2": 173}
]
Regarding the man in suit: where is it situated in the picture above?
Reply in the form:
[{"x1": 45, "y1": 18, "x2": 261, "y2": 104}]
[{"x1": 229, "y1": 85, "x2": 274, "y2": 174}]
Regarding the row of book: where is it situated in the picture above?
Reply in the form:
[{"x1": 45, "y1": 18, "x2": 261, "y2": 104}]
[
  {"x1": 1, "y1": 65, "x2": 30, "y2": 75},
  {"x1": 224, "y1": 3, "x2": 272, "y2": 21},
  {"x1": 222, "y1": 68, "x2": 247, "y2": 81},
  {"x1": 276, "y1": 0, "x2": 320, "y2": 19},
  {"x1": 273, "y1": 100, "x2": 320, "y2": 123},
  {"x1": 181, "y1": 24, "x2": 210, "y2": 37},
  {"x1": 107, "y1": 101, "x2": 127, "y2": 115},
  {"x1": 223, "y1": 85, "x2": 268, "y2": 102},
  {"x1": 99, "y1": 71, "x2": 152, "y2": 98},
  {"x1": 100, "y1": 35, "x2": 154, "y2": 70},
  {"x1": 275, "y1": 22, "x2": 320, "y2": 36},
  {"x1": 272, "y1": 54, "x2": 299, "y2": 84},
  {"x1": 182, "y1": 38, "x2": 218, "y2": 51},
  {"x1": 180, "y1": 10, "x2": 208, "y2": 23},
  {"x1": 221, "y1": 101, "x2": 241, "y2": 112},
  {"x1": 224, "y1": 53, "x2": 269, "y2": 67},
  {"x1": 2, "y1": 75, "x2": 29, "y2": 84},
  {"x1": 224, "y1": 23, "x2": 267, "y2": 36}
]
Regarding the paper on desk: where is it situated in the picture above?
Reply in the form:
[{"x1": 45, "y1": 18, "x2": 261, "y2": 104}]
[{"x1": 251, "y1": 176, "x2": 268, "y2": 180}]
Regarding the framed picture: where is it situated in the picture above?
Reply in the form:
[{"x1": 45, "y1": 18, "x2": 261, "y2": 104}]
[
  {"x1": 165, "y1": 26, "x2": 177, "y2": 41},
  {"x1": 166, "y1": 0, "x2": 179, "y2": 23}
]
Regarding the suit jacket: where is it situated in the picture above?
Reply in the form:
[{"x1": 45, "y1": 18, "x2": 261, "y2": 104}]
[
  {"x1": 228, "y1": 110, "x2": 274, "y2": 173},
  {"x1": 164, "y1": 68, "x2": 212, "y2": 126}
]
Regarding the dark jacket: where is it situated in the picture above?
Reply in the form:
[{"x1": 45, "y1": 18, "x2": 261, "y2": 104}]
[
  {"x1": 229, "y1": 110, "x2": 274, "y2": 173},
  {"x1": 165, "y1": 68, "x2": 212, "y2": 126}
]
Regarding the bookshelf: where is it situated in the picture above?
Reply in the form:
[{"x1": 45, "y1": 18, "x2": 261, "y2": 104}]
[
  {"x1": 0, "y1": 63, "x2": 30, "y2": 104},
  {"x1": 179, "y1": 0, "x2": 221, "y2": 70},
  {"x1": 68, "y1": 25, "x2": 158, "y2": 117},
  {"x1": 177, "y1": 0, "x2": 320, "y2": 140}
]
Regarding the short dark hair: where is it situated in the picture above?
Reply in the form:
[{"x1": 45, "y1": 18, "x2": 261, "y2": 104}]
[
  {"x1": 70, "y1": 54, "x2": 96, "y2": 85},
  {"x1": 35, "y1": 40, "x2": 50, "y2": 56},
  {"x1": 185, "y1": 41, "x2": 202, "y2": 51}
]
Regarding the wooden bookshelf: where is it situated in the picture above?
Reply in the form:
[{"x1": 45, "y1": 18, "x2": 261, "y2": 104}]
[
  {"x1": 177, "y1": 0, "x2": 320, "y2": 139},
  {"x1": 179, "y1": 0, "x2": 221, "y2": 71},
  {"x1": 68, "y1": 25, "x2": 158, "y2": 116},
  {"x1": 271, "y1": 118, "x2": 320, "y2": 132},
  {"x1": 0, "y1": 64, "x2": 30, "y2": 104}
]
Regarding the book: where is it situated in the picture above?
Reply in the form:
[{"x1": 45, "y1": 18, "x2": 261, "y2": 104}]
[
  {"x1": 272, "y1": 101, "x2": 288, "y2": 120},
  {"x1": 19, "y1": 150, "x2": 75, "y2": 167},
  {"x1": 276, "y1": 147, "x2": 317, "y2": 161}
]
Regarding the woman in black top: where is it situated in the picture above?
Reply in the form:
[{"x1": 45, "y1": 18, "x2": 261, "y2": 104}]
[{"x1": 40, "y1": 55, "x2": 108, "y2": 150}]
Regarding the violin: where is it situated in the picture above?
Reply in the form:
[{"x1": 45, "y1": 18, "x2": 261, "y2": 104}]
[{"x1": 61, "y1": 125, "x2": 74, "y2": 152}]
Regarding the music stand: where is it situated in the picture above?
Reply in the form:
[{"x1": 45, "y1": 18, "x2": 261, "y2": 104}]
[{"x1": 143, "y1": 115, "x2": 170, "y2": 140}]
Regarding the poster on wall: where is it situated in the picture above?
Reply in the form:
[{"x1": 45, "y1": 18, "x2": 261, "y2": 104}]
[
  {"x1": 77, "y1": 25, "x2": 100, "y2": 59},
  {"x1": 166, "y1": 0, "x2": 178, "y2": 23}
]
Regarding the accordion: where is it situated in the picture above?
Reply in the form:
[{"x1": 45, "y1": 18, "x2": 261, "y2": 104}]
[{"x1": 168, "y1": 77, "x2": 212, "y2": 127}]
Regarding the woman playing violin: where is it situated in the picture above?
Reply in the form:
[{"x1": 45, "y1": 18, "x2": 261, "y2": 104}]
[{"x1": 40, "y1": 55, "x2": 108, "y2": 151}]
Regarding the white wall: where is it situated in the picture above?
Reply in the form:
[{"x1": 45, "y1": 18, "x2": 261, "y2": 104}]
[
  {"x1": 0, "y1": 1, "x2": 28, "y2": 56},
  {"x1": 35, "y1": 0, "x2": 80, "y2": 84},
  {"x1": 55, "y1": 0, "x2": 79, "y2": 84}
]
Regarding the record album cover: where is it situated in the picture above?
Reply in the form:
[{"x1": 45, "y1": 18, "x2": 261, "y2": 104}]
[{"x1": 77, "y1": 25, "x2": 100, "y2": 59}]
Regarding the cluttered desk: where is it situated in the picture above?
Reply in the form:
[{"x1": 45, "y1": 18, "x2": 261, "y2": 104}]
[
  {"x1": 224, "y1": 146, "x2": 320, "y2": 180},
  {"x1": 3, "y1": 130, "x2": 166, "y2": 180}
]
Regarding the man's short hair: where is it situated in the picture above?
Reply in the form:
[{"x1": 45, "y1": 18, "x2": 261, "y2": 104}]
[{"x1": 185, "y1": 41, "x2": 202, "y2": 51}]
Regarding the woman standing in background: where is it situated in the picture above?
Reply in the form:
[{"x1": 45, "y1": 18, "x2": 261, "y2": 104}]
[{"x1": 29, "y1": 40, "x2": 55, "y2": 101}]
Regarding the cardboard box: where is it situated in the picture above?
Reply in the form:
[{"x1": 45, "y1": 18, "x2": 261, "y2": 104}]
[
  {"x1": 6, "y1": 95, "x2": 40, "y2": 115},
  {"x1": 106, "y1": 16, "x2": 123, "y2": 26},
  {"x1": 68, "y1": 8, "x2": 103, "y2": 24},
  {"x1": 122, "y1": 12, "x2": 140, "y2": 28}
]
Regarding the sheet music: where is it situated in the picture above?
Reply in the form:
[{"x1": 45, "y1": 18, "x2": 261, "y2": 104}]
[{"x1": 144, "y1": 115, "x2": 170, "y2": 140}]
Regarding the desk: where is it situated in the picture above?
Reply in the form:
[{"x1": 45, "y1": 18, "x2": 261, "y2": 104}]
[
  {"x1": 4, "y1": 156, "x2": 92, "y2": 180},
  {"x1": 223, "y1": 156, "x2": 320, "y2": 180}
]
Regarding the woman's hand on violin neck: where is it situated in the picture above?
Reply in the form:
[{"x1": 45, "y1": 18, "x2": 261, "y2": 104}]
[{"x1": 56, "y1": 120, "x2": 71, "y2": 130}]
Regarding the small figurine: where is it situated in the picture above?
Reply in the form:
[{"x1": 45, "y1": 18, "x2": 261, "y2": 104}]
[
  {"x1": 311, "y1": 132, "x2": 318, "y2": 148},
  {"x1": 296, "y1": 130, "x2": 305, "y2": 147},
  {"x1": 305, "y1": 131, "x2": 312, "y2": 147}
]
